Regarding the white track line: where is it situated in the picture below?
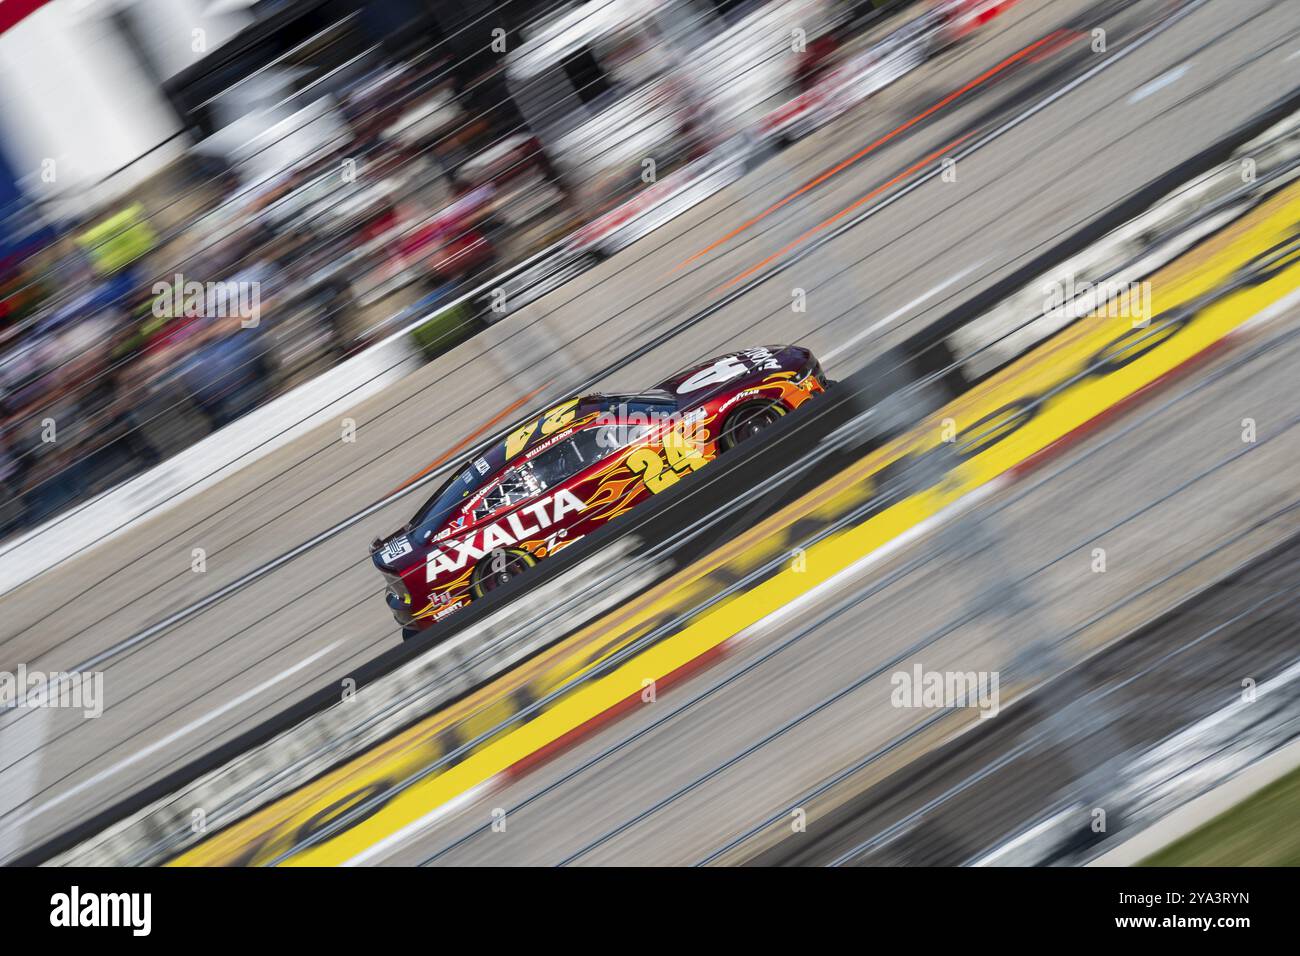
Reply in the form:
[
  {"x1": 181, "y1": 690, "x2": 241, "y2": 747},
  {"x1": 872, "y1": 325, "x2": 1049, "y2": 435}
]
[
  {"x1": 0, "y1": 705, "x2": 52, "y2": 863},
  {"x1": 1128, "y1": 62, "x2": 1193, "y2": 103},
  {"x1": 5, "y1": 640, "x2": 342, "y2": 831},
  {"x1": 738, "y1": 477, "x2": 1006, "y2": 641},
  {"x1": 823, "y1": 261, "x2": 986, "y2": 363},
  {"x1": 1089, "y1": 659, "x2": 1300, "y2": 867},
  {"x1": 343, "y1": 778, "x2": 497, "y2": 867}
]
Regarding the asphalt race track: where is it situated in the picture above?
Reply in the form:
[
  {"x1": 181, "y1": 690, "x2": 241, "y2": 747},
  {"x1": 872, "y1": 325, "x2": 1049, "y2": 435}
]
[
  {"x1": 1, "y1": 0, "x2": 1298, "y2": 861},
  {"x1": 747, "y1": 533, "x2": 1300, "y2": 867},
  {"x1": 352, "y1": 308, "x2": 1300, "y2": 865}
]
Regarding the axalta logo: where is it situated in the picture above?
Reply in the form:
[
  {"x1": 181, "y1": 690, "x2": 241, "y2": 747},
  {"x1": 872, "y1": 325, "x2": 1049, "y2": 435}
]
[{"x1": 426, "y1": 489, "x2": 586, "y2": 580}]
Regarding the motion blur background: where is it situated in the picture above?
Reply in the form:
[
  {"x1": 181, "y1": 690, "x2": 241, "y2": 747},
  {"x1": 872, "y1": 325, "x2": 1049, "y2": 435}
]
[
  {"x1": 1, "y1": 0, "x2": 1298, "y2": 871},
  {"x1": 0, "y1": 0, "x2": 883, "y2": 537}
]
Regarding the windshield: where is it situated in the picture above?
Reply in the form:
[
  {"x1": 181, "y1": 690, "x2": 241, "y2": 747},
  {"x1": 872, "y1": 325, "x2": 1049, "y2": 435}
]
[{"x1": 410, "y1": 445, "x2": 504, "y2": 530}]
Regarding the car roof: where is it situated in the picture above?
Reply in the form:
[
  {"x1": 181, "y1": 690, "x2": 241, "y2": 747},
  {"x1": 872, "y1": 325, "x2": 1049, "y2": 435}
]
[
  {"x1": 412, "y1": 390, "x2": 678, "y2": 527},
  {"x1": 492, "y1": 391, "x2": 677, "y2": 465}
]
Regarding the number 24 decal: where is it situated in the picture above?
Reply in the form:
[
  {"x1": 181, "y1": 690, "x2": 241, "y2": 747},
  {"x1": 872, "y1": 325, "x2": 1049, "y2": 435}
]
[
  {"x1": 505, "y1": 399, "x2": 578, "y2": 459},
  {"x1": 628, "y1": 432, "x2": 707, "y2": 493}
]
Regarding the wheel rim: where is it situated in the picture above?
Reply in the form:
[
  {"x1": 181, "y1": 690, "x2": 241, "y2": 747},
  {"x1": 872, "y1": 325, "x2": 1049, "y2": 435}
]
[
  {"x1": 475, "y1": 549, "x2": 534, "y2": 595},
  {"x1": 721, "y1": 402, "x2": 785, "y2": 450}
]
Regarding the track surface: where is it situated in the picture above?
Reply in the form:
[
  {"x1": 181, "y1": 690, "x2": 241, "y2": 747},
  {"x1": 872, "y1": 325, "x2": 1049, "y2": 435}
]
[
  {"x1": 373, "y1": 307, "x2": 1300, "y2": 866},
  {"x1": 748, "y1": 534, "x2": 1300, "y2": 867},
  {"x1": 1, "y1": 0, "x2": 1296, "y2": 860}
]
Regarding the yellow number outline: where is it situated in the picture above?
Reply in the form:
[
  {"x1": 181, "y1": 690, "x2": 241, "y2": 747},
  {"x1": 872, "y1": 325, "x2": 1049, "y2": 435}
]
[
  {"x1": 505, "y1": 399, "x2": 579, "y2": 459},
  {"x1": 628, "y1": 427, "x2": 708, "y2": 494}
]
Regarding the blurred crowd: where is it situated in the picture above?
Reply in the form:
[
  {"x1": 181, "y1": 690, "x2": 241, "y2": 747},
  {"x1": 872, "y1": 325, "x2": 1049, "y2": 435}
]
[
  {"x1": 0, "y1": 39, "x2": 573, "y2": 537},
  {"x1": 0, "y1": 0, "x2": 948, "y2": 540}
]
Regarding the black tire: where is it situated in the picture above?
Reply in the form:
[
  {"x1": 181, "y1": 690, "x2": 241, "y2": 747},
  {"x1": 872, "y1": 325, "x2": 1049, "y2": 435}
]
[
  {"x1": 401, "y1": 626, "x2": 421, "y2": 642},
  {"x1": 469, "y1": 547, "x2": 538, "y2": 599},
  {"x1": 718, "y1": 399, "x2": 787, "y2": 451}
]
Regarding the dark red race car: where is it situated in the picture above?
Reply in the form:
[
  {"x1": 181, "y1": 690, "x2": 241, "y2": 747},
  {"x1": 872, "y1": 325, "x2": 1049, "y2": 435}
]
[{"x1": 372, "y1": 345, "x2": 828, "y2": 638}]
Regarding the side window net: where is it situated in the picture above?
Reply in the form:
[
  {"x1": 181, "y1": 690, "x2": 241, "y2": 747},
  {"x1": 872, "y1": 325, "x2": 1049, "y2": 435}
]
[{"x1": 472, "y1": 467, "x2": 542, "y2": 521}]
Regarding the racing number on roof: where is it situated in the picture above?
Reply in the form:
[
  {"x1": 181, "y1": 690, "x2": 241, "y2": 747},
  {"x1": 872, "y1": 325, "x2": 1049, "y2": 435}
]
[
  {"x1": 505, "y1": 399, "x2": 579, "y2": 459},
  {"x1": 675, "y1": 355, "x2": 748, "y2": 394},
  {"x1": 628, "y1": 427, "x2": 707, "y2": 493}
]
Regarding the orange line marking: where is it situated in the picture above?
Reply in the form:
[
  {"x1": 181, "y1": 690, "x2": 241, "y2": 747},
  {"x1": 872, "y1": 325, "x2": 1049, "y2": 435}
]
[
  {"x1": 390, "y1": 379, "x2": 553, "y2": 494},
  {"x1": 715, "y1": 132, "x2": 973, "y2": 293},
  {"x1": 674, "y1": 28, "x2": 1066, "y2": 273}
]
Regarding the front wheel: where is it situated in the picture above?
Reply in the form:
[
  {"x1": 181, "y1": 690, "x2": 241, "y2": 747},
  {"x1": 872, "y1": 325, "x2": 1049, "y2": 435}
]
[
  {"x1": 470, "y1": 547, "x2": 538, "y2": 599},
  {"x1": 719, "y1": 400, "x2": 787, "y2": 451}
]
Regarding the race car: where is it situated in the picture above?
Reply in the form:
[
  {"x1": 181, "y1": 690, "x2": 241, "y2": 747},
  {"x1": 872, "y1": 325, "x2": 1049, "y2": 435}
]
[{"x1": 372, "y1": 345, "x2": 828, "y2": 639}]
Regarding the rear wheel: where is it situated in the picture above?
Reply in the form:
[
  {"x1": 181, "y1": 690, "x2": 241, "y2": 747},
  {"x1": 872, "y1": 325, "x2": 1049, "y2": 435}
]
[
  {"x1": 719, "y1": 400, "x2": 786, "y2": 451},
  {"x1": 470, "y1": 548, "x2": 538, "y2": 599}
]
